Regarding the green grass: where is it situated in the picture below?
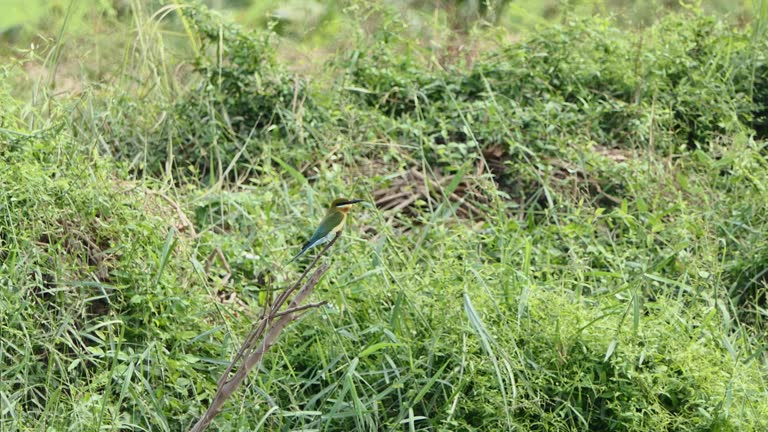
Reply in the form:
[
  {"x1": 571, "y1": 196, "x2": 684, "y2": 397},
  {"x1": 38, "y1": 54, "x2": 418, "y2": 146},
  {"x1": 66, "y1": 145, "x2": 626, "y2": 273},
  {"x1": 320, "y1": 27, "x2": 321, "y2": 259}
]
[{"x1": 2, "y1": 0, "x2": 768, "y2": 431}]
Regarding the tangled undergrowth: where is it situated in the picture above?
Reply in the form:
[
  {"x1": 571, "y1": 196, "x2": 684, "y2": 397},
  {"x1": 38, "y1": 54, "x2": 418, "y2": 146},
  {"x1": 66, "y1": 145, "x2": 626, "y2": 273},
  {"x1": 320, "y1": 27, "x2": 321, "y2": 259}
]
[{"x1": 2, "y1": 2, "x2": 768, "y2": 430}]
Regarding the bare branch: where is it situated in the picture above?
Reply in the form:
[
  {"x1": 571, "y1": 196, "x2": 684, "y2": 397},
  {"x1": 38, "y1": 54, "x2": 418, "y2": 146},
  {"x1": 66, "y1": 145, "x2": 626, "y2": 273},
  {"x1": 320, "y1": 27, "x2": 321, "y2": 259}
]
[
  {"x1": 271, "y1": 301, "x2": 328, "y2": 319},
  {"x1": 189, "y1": 233, "x2": 341, "y2": 432}
]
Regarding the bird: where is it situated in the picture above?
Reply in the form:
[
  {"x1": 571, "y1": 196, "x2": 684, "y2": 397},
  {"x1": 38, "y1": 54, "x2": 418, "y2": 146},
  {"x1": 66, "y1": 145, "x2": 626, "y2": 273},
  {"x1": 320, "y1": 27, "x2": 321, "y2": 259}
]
[{"x1": 288, "y1": 198, "x2": 364, "y2": 263}]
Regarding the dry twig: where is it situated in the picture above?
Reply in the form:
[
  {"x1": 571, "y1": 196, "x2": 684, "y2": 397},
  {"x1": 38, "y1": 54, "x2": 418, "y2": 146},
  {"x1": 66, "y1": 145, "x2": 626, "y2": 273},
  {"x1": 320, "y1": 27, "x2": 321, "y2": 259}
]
[
  {"x1": 189, "y1": 234, "x2": 340, "y2": 432},
  {"x1": 150, "y1": 190, "x2": 198, "y2": 236}
]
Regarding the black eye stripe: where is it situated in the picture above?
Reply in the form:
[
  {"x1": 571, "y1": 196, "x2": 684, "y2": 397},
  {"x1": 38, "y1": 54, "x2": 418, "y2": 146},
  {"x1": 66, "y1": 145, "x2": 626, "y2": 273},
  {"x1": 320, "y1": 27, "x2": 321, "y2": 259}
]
[{"x1": 336, "y1": 199, "x2": 363, "y2": 207}]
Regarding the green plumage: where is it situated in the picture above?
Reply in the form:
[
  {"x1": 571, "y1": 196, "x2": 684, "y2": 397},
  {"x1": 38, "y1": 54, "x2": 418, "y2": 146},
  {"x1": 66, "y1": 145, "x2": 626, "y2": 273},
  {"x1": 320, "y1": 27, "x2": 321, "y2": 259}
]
[
  {"x1": 287, "y1": 198, "x2": 362, "y2": 263},
  {"x1": 304, "y1": 210, "x2": 345, "y2": 250}
]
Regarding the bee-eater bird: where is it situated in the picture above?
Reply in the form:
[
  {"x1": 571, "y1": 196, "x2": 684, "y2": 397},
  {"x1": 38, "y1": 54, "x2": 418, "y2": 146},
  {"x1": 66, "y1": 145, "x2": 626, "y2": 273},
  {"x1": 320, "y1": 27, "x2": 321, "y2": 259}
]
[{"x1": 288, "y1": 198, "x2": 364, "y2": 263}]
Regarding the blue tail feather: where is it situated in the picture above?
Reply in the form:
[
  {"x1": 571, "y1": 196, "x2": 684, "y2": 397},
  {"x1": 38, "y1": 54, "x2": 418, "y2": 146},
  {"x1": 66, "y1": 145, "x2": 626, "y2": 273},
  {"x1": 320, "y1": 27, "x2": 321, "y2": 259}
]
[{"x1": 287, "y1": 231, "x2": 335, "y2": 264}]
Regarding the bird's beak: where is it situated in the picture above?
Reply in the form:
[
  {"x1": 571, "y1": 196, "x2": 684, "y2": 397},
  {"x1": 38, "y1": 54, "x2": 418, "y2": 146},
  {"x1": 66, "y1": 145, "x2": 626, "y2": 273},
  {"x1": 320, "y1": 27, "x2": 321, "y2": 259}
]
[{"x1": 344, "y1": 199, "x2": 364, "y2": 205}]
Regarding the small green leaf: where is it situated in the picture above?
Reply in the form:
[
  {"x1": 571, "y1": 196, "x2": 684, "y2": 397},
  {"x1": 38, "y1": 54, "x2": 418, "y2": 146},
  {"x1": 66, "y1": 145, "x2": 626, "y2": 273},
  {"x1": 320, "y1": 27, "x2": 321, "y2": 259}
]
[
  {"x1": 604, "y1": 339, "x2": 618, "y2": 362},
  {"x1": 359, "y1": 342, "x2": 400, "y2": 358}
]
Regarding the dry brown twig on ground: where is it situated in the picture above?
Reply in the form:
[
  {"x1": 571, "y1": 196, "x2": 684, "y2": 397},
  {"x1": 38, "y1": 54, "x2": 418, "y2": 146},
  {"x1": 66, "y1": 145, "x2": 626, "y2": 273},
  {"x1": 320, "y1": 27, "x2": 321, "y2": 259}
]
[{"x1": 189, "y1": 233, "x2": 340, "y2": 432}]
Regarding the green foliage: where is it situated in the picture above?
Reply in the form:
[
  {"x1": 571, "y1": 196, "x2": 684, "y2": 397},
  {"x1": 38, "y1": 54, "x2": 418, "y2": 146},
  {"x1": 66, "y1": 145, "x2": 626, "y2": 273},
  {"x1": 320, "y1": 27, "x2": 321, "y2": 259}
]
[
  {"x1": 94, "y1": 4, "x2": 337, "y2": 182},
  {"x1": 3, "y1": 2, "x2": 768, "y2": 431},
  {"x1": 96, "y1": 5, "x2": 767, "y2": 185},
  {"x1": 170, "y1": 6, "x2": 327, "y2": 178},
  {"x1": 0, "y1": 92, "x2": 224, "y2": 430},
  {"x1": 344, "y1": 13, "x2": 764, "y2": 169}
]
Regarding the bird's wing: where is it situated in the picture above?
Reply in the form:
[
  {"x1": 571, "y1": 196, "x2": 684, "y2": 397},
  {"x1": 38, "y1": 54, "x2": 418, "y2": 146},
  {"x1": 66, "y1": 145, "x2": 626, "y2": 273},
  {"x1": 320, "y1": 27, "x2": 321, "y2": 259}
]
[
  {"x1": 305, "y1": 211, "x2": 344, "y2": 249},
  {"x1": 288, "y1": 211, "x2": 344, "y2": 263}
]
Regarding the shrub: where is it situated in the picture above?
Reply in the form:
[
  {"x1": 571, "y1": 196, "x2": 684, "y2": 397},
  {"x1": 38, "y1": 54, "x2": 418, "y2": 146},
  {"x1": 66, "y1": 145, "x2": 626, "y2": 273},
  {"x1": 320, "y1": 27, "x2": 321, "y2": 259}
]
[{"x1": 343, "y1": 14, "x2": 762, "y2": 166}]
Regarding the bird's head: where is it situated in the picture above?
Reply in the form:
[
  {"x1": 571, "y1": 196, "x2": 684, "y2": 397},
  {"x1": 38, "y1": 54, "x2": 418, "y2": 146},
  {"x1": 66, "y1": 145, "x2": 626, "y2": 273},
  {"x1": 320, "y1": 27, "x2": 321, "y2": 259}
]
[{"x1": 330, "y1": 198, "x2": 364, "y2": 213}]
